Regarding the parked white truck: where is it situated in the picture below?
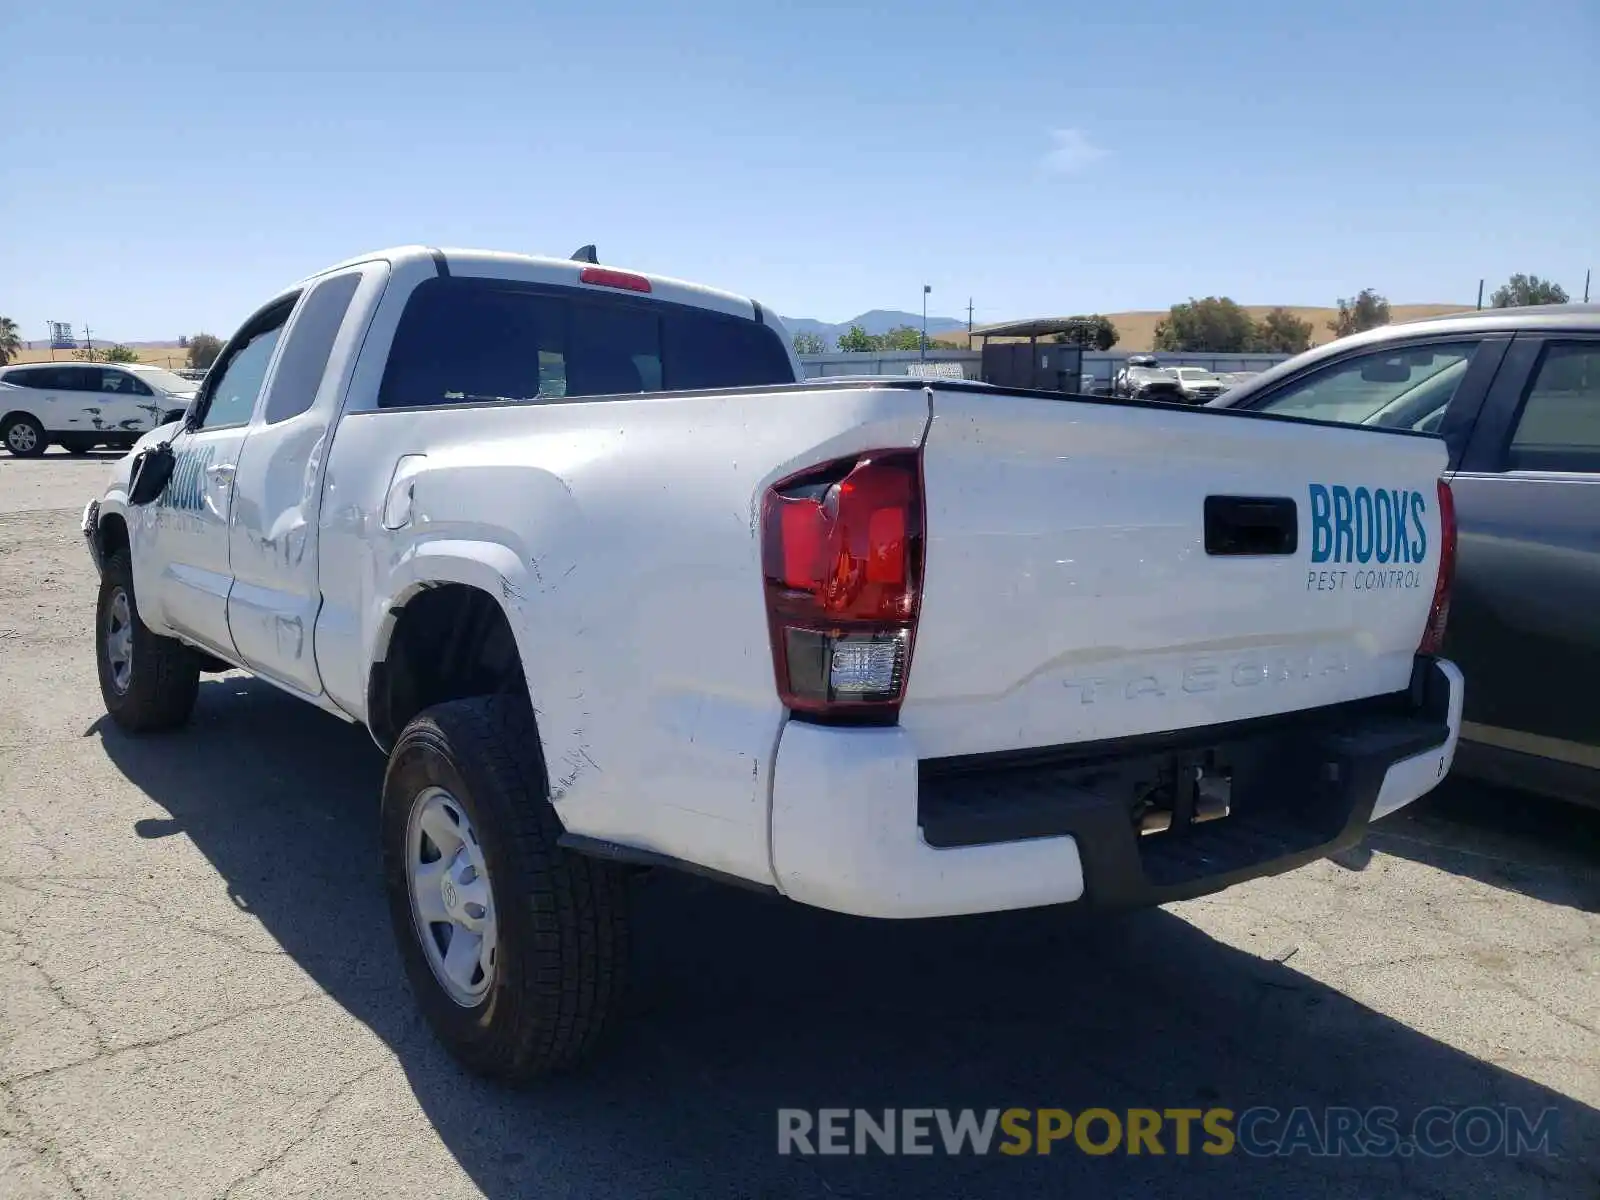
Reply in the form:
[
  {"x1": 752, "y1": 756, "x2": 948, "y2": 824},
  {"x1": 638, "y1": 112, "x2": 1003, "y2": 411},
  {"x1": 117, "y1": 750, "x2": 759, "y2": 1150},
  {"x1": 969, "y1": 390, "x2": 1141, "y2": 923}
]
[{"x1": 83, "y1": 246, "x2": 1464, "y2": 1080}]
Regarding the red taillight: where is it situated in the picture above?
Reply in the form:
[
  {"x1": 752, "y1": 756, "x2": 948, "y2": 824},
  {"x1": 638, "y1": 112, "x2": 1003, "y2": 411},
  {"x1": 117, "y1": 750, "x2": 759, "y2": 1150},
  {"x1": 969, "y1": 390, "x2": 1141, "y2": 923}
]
[
  {"x1": 579, "y1": 266, "x2": 652, "y2": 293},
  {"x1": 1419, "y1": 478, "x2": 1456, "y2": 655},
  {"x1": 761, "y1": 451, "x2": 924, "y2": 719}
]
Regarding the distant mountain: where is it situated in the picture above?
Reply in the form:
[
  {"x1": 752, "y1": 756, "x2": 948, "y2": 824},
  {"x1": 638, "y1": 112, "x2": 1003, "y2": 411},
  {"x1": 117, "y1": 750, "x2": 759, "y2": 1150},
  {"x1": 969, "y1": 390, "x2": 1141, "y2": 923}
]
[{"x1": 780, "y1": 309, "x2": 966, "y2": 348}]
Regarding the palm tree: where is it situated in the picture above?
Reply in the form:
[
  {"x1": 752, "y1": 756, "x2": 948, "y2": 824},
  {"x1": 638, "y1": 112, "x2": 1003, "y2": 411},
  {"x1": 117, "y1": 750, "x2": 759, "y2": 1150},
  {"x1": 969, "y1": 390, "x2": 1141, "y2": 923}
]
[{"x1": 0, "y1": 317, "x2": 20, "y2": 366}]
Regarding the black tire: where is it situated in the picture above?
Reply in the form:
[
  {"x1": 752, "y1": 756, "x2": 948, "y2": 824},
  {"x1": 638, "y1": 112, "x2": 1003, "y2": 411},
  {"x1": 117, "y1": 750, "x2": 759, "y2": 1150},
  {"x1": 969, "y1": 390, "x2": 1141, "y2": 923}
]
[
  {"x1": 2, "y1": 414, "x2": 48, "y2": 458},
  {"x1": 96, "y1": 551, "x2": 201, "y2": 732},
  {"x1": 62, "y1": 437, "x2": 93, "y2": 456},
  {"x1": 382, "y1": 695, "x2": 631, "y2": 1082}
]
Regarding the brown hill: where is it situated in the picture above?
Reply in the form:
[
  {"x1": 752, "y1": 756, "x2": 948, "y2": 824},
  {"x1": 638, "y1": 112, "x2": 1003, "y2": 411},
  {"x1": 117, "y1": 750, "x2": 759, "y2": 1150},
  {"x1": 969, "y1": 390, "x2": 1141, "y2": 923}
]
[{"x1": 9, "y1": 343, "x2": 188, "y2": 368}]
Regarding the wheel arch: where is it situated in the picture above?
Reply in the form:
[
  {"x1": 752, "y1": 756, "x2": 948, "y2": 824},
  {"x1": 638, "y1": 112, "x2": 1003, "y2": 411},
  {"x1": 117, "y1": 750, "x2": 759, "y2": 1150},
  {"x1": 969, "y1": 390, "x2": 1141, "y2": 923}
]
[
  {"x1": 365, "y1": 549, "x2": 541, "y2": 754},
  {"x1": 96, "y1": 508, "x2": 131, "y2": 564}
]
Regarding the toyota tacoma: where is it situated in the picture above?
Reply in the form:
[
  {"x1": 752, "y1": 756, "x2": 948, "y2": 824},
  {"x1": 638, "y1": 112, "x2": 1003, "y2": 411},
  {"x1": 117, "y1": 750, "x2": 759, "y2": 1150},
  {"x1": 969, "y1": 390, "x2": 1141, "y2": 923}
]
[{"x1": 83, "y1": 245, "x2": 1464, "y2": 1080}]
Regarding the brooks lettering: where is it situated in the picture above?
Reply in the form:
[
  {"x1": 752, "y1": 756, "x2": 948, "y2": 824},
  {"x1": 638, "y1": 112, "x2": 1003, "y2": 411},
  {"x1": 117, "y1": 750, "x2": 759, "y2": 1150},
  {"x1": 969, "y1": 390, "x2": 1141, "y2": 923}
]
[{"x1": 1309, "y1": 483, "x2": 1427, "y2": 565}]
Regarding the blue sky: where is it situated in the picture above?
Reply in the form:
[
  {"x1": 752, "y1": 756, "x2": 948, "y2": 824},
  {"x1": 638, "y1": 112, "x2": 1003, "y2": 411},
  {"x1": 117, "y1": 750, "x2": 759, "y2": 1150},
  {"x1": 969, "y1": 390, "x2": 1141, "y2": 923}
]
[{"x1": 2, "y1": 0, "x2": 1595, "y2": 341}]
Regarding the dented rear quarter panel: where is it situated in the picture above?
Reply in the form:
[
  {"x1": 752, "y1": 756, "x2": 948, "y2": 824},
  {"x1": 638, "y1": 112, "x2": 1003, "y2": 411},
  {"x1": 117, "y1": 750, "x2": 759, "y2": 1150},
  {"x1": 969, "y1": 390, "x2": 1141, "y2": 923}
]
[{"x1": 317, "y1": 385, "x2": 932, "y2": 886}]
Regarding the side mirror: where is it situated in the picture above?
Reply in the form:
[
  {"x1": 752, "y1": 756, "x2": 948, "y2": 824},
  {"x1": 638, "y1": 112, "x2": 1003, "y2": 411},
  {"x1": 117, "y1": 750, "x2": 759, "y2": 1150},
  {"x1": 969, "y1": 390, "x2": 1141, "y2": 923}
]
[{"x1": 127, "y1": 442, "x2": 177, "y2": 506}]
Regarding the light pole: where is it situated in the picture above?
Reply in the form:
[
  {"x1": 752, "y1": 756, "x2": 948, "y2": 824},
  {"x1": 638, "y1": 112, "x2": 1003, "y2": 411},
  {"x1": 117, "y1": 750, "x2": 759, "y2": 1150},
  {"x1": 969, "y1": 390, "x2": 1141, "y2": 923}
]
[{"x1": 921, "y1": 285, "x2": 931, "y2": 361}]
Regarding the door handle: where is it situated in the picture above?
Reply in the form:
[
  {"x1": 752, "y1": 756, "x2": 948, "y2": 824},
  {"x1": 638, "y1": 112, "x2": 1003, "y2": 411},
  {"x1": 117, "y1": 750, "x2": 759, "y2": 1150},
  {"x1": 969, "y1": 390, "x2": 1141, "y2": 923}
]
[
  {"x1": 206, "y1": 463, "x2": 236, "y2": 480},
  {"x1": 1204, "y1": 495, "x2": 1298, "y2": 556}
]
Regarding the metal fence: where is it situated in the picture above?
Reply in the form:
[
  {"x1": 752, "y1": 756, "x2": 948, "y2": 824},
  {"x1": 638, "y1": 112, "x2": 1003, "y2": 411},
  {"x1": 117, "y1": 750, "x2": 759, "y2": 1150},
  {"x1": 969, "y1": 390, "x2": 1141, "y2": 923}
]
[
  {"x1": 799, "y1": 350, "x2": 1294, "y2": 388},
  {"x1": 798, "y1": 350, "x2": 986, "y2": 380}
]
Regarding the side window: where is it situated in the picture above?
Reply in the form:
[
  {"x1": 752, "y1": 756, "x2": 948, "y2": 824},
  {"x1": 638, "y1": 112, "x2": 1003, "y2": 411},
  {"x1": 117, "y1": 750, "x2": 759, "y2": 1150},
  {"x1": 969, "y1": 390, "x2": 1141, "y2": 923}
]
[
  {"x1": 58, "y1": 366, "x2": 103, "y2": 393},
  {"x1": 1506, "y1": 343, "x2": 1600, "y2": 473},
  {"x1": 1252, "y1": 341, "x2": 1480, "y2": 431},
  {"x1": 98, "y1": 369, "x2": 148, "y2": 394},
  {"x1": 201, "y1": 323, "x2": 287, "y2": 429},
  {"x1": 30, "y1": 368, "x2": 72, "y2": 390},
  {"x1": 14, "y1": 367, "x2": 68, "y2": 390},
  {"x1": 261, "y1": 272, "x2": 362, "y2": 423}
]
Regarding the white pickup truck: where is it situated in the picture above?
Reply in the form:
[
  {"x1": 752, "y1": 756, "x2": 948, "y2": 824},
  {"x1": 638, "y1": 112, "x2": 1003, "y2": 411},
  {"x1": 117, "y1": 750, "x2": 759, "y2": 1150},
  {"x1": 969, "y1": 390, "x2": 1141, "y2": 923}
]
[{"x1": 83, "y1": 246, "x2": 1464, "y2": 1080}]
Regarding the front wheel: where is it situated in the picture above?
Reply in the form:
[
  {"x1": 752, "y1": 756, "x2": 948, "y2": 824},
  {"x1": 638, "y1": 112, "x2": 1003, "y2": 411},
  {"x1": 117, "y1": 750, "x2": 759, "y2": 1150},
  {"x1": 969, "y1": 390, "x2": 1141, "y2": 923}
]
[
  {"x1": 2, "y1": 414, "x2": 47, "y2": 458},
  {"x1": 96, "y1": 551, "x2": 201, "y2": 731},
  {"x1": 381, "y1": 695, "x2": 631, "y2": 1081}
]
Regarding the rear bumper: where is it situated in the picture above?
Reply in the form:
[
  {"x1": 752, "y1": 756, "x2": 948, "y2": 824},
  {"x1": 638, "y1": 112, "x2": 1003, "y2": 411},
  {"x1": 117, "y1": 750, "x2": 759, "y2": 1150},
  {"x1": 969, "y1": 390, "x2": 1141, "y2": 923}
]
[{"x1": 770, "y1": 658, "x2": 1461, "y2": 918}]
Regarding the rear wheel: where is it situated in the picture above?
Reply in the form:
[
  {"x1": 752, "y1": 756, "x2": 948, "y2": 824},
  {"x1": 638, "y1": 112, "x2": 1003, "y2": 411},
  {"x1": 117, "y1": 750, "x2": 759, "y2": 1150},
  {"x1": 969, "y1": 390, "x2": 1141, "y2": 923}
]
[
  {"x1": 2, "y1": 415, "x2": 47, "y2": 458},
  {"x1": 96, "y1": 551, "x2": 201, "y2": 731},
  {"x1": 382, "y1": 695, "x2": 631, "y2": 1081},
  {"x1": 61, "y1": 436, "x2": 93, "y2": 456}
]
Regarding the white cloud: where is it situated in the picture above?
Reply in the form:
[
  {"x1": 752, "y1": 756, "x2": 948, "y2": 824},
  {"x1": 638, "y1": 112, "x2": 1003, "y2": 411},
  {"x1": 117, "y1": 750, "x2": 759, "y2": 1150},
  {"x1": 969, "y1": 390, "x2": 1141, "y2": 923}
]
[{"x1": 1041, "y1": 128, "x2": 1106, "y2": 176}]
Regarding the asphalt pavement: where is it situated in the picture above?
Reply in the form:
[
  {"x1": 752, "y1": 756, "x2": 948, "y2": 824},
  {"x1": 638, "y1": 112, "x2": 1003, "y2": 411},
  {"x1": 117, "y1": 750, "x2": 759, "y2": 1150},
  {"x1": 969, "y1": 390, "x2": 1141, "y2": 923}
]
[{"x1": 1, "y1": 448, "x2": 1596, "y2": 1198}]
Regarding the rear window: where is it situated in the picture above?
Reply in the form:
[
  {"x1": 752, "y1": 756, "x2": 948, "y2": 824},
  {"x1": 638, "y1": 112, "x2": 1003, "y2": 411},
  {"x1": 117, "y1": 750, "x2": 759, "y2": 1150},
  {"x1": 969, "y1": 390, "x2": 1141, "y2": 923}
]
[
  {"x1": 2, "y1": 367, "x2": 49, "y2": 388},
  {"x1": 378, "y1": 276, "x2": 794, "y2": 409}
]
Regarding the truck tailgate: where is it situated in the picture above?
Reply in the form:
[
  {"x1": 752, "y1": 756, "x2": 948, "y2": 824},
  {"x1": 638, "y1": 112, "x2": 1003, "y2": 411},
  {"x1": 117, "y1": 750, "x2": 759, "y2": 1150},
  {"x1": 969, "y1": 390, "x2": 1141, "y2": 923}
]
[{"x1": 904, "y1": 390, "x2": 1448, "y2": 759}]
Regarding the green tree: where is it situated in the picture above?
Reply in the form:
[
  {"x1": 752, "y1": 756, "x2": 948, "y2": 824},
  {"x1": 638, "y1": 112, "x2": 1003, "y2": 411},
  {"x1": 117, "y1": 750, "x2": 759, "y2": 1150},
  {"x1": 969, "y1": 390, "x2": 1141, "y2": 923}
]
[
  {"x1": 1490, "y1": 274, "x2": 1569, "y2": 308},
  {"x1": 71, "y1": 346, "x2": 107, "y2": 362},
  {"x1": 1328, "y1": 289, "x2": 1391, "y2": 339},
  {"x1": 1252, "y1": 307, "x2": 1313, "y2": 354},
  {"x1": 791, "y1": 331, "x2": 827, "y2": 355},
  {"x1": 835, "y1": 324, "x2": 878, "y2": 353},
  {"x1": 1053, "y1": 314, "x2": 1119, "y2": 351},
  {"x1": 102, "y1": 344, "x2": 141, "y2": 363},
  {"x1": 0, "y1": 317, "x2": 20, "y2": 366},
  {"x1": 188, "y1": 333, "x2": 224, "y2": 370},
  {"x1": 1153, "y1": 297, "x2": 1257, "y2": 352},
  {"x1": 878, "y1": 325, "x2": 925, "y2": 352}
]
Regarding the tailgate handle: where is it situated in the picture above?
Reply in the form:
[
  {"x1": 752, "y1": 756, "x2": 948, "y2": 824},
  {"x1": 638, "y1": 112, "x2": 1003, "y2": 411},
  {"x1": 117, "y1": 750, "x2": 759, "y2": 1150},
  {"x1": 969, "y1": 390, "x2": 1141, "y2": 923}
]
[{"x1": 1205, "y1": 495, "x2": 1298, "y2": 556}]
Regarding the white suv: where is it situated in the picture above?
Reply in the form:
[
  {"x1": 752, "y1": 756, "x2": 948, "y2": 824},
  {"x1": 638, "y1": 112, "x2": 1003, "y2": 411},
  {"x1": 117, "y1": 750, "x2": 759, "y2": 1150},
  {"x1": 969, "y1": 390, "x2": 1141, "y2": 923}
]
[
  {"x1": 1, "y1": 363, "x2": 197, "y2": 456},
  {"x1": 1169, "y1": 366, "x2": 1227, "y2": 403}
]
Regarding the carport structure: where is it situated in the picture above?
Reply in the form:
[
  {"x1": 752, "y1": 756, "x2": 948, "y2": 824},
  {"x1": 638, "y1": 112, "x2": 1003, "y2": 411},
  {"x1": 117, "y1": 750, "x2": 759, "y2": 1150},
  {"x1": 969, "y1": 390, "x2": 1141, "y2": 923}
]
[{"x1": 969, "y1": 317, "x2": 1088, "y2": 391}]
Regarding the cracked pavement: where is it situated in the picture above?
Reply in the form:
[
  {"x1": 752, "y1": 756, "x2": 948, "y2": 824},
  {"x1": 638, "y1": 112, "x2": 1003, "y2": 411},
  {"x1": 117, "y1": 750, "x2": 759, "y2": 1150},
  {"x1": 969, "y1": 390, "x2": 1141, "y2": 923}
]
[{"x1": 1, "y1": 450, "x2": 1597, "y2": 1198}]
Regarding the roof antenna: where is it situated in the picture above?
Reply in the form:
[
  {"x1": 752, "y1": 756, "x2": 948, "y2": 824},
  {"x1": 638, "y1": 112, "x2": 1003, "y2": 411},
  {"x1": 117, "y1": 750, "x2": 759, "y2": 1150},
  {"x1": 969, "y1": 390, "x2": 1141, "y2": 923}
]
[{"x1": 571, "y1": 244, "x2": 598, "y2": 264}]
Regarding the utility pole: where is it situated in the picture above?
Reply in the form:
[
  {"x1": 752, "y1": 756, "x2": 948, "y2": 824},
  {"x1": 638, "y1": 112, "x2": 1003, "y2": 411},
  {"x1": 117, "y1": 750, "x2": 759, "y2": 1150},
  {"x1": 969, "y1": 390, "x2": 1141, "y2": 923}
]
[
  {"x1": 921, "y1": 285, "x2": 931, "y2": 361},
  {"x1": 1476, "y1": 280, "x2": 1484, "y2": 311},
  {"x1": 966, "y1": 298, "x2": 974, "y2": 350},
  {"x1": 83, "y1": 324, "x2": 94, "y2": 356},
  {"x1": 1585, "y1": 269, "x2": 1591, "y2": 303}
]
